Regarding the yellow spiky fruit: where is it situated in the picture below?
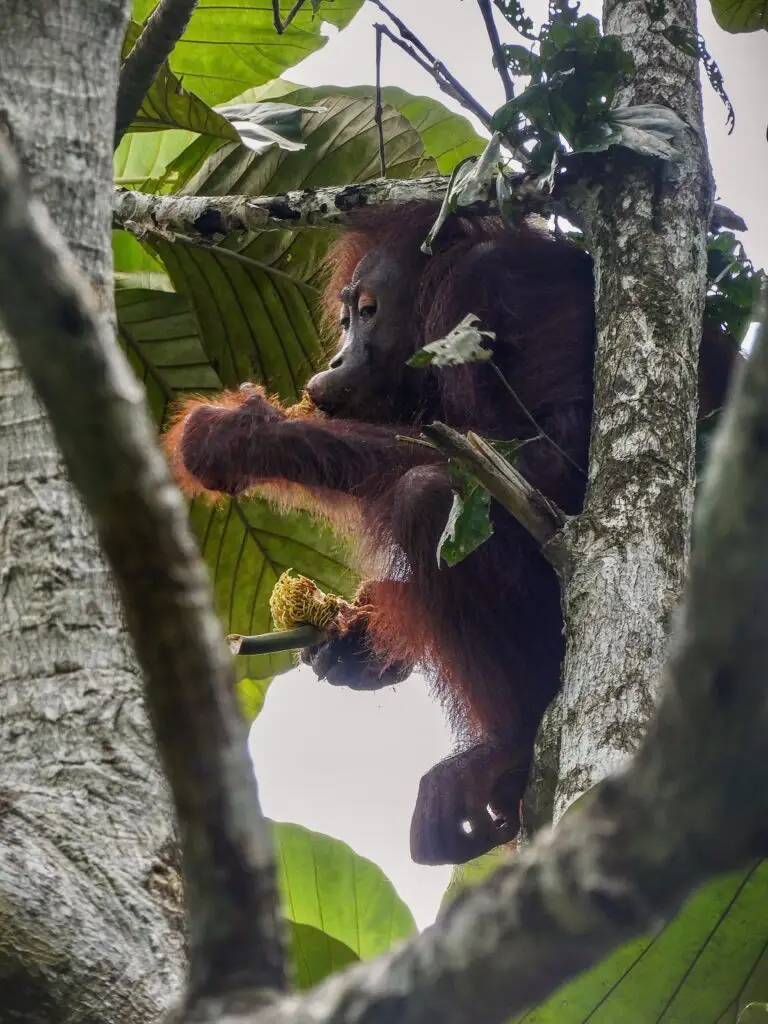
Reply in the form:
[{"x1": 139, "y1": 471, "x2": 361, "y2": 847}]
[
  {"x1": 284, "y1": 391, "x2": 322, "y2": 419},
  {"x1": 269, "y1": 570, "x2": 343, "y2": 630}
]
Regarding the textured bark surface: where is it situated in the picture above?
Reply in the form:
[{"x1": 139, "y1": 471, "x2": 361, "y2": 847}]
[
  {"x1": 0, "y1": 3, "x2": 185, "y2": 1020},
  {"x1": 554, "y1": 0, "x2": 714, "y2": 816}
]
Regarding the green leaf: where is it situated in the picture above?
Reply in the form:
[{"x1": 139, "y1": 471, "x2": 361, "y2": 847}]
[
  {"x1": 441, "y1": 846, "x2": 513, "y2": 913},
  {"x1": 710, "y1": 0, "x2": 768, "y2": 31},
  {"x1": 122, "y1": 20, "x2": 238, "y2": 139},
  {"x1": 288, "y1": 922, "x2": 360, "y2": 990},
  {"x1": 336, "y1": 85, "x2": 486, "y2": 174},
  {"x1": 236, "y1": 676, "x2": 271, "y2": 723},
  {"x1": 114, "y1": 128, "x2": 198, "y2": 191},
  {"x1": 706, "y1": 231, "x2": 766, "y2": 344},
  {"x1": 739, "y1": 1005, "x2": 768, "y2": 1023},
  {"x1": 500, "y1": 43, "x2": 542, "y2": 78},
  {"x1": 115, "y1": 279, "x2": 218, "y2": 425},
  {"x1": 189, "y1": 498, "x2": 356, "y2": 687},
  {"x1": 517, "y1": 860, "x2": 768, "y2": 1023},
  {"x1": 437, "y1": 480, "x2": 494, "y2": 567},
  {"x1": 114, "y1": 277, "x2": 357, "y2": 696},
  {"x1": 130, "y1": 0, "x2": 365, "y2": 105},
  {"x1": 113, "y1": 231, "x2": 166, "y2": 275},
  {"x1": 273, "y1": 822, "x2": 417, "y2": 960},
  {"x1": 409, "y1": 315, "x2": 495, "y2": 368},
  {"x1": 493, "y1": 0, "x2": 537, "y2": 39}
]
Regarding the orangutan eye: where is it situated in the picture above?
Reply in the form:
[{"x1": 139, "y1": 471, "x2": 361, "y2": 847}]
[
  {"x1": 340, "y1": 309, "x2": 350, "y2": 331},
  {"x1": 357, "y1": 288, "x2": 377, "y2": 320}
]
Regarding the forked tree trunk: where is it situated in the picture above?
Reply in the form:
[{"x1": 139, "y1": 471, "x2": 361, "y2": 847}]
[{"x1": 0, "y1": 3, "x2": 185, "y2": 1020}]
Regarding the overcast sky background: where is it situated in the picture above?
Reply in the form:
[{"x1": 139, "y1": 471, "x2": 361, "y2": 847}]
[{"x1": 249, "y1": 0, "x2": 768, "y2": 930}]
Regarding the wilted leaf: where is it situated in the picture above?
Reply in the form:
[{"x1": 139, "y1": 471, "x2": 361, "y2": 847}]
[
  {"x1": 437, "y1": 482, "x2": 494, "y2": 567},
  {"x1": 409, "y1": 315, "x2": 495, "y2": 368}
]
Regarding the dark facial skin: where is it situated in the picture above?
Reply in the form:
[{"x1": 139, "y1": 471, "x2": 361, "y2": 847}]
[{"x1": 306, "y1": 249, "x2": 421, "y2": 422}]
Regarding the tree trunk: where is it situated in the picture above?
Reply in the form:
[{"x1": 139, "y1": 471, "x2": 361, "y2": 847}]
[
  {"x1": 554, "y1": 0, "x2": 714, "y2": 817},
  {"x1": 0, "y1": 3, "x2": 185, "y2": 1020}
]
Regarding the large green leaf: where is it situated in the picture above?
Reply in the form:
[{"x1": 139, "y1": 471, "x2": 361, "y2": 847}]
[
  {"x1": 518, "y1": 860, "x2": 768, "y2": 1022},
  {"x1": 710, "y1": 0, "x2": 768, "y2": 31},
  {"x1": 376, "y1": 87, "x2": 486, "y2": 173},
  {"x1": 188, "y1": 498, "x2": 355, "y2": 686},
  {"x1": 256, "y1": 80, "x2": 487, "y2": 174},
  {"x1": 122, "y1": 20, "x2": 238, "y2": 139},
  {"x1": 274, "y1": 822, "x2": 417, "y2": 960},
  {"x1": 288, "y1": 922, "x2": 360, "y2": 990},
  {"x1": 131, "y1": 0, "x2": 365, "y2": 105},
  {"x1": 114, "y1": 128, "x2": 198, "y2": 191},
  {"x1": 114, "y1": 275, "x2": 356, "y2": 712}
]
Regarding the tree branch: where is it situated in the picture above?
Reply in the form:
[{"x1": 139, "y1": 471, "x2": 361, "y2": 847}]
[
  {"x1": 476, "y1": 0, "x2": 515, "y2": 101},
  {"x1": 113, "y1": 177, "x2": 742, "y2": 240},
  {"x1": 369, "y1": 0, "x2": 493, "y2": 128},
  {"x1": 115, "y1": 0, "x2": 200, "y2": 148},
  {"x1": 0, "y1": 133, "x2": 286, "y2": 1001},
  {"x1": 272, "y1": 0, "x2": 308, "y2": 34},
  {"x1": 421, "y1": 422, "x2": 568, "y2": 571}
]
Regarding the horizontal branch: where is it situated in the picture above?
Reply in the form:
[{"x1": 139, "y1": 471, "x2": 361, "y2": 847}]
[
  {"x1": 113, "y1": 176, "x2": 499, "y2": 238},
  {"x1": 421, "y1": 422, "x2": 569, "y2": 572},
  {"x1": 113, "y1": 176, "x2": 744, "y2": 239}
]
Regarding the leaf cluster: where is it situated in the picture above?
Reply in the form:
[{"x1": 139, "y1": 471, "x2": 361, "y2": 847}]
[
  {"x1": 491, "y1": 0, "x2": 634, "y2": 173},
  {"x1": 644, "y1": 0, "x2": 735, "y2": 132},
  {"x1": 706, "y1": 231, "x2": 767, "y2": 344}
]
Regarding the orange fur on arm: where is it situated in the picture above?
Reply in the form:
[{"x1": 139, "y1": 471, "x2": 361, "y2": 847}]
[
  {"x1": 162, "y1": 386, "x2": 280, "y2": 501},
  {"x1": 161, "y1": 385, "x2": 320, "y2": 502}
]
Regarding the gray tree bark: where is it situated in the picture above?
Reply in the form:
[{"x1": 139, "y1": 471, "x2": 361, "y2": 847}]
[
  {"x1": 553, "y1": 0, "x2": 714, "y2": 818},
  {"x1": 0, "y1": 4, "x2": 185, "y2": 1020}
]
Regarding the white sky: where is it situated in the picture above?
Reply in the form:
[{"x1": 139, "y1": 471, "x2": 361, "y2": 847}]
[{"x1": 249, "y1": 0, "x2": 768, "y2": 931}]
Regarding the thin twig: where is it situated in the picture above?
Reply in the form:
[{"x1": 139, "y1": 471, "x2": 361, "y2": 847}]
[
  {"x1": 477, "y1": 0, "x2": 515, "y2": 101},
  {"x1": 421, "y1": 422, "x2": 567, "y2": 566},
  {"x1": 228, "y1": 625, "x2": 324, "y2": 656},
  {"x1": 489, "y1": 360, "x2": 586, "y2": 475},
  {"x1": 371, "y1": 2, "x2": 494, "y2": 128},
  {"x1": 272, "y1": 0, "x2": 308, "y2": 34},
  {"x1": 114, "y1": 0, "x2": 200, "y2": 148},
  {"x1": 375, "y1": 25, "x2": 387, "y2": 178}
]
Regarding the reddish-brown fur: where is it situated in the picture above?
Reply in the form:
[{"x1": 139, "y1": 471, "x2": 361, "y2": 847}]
[{"x1": 164, "y1": 201, "x2": 737, "y2": 863}]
